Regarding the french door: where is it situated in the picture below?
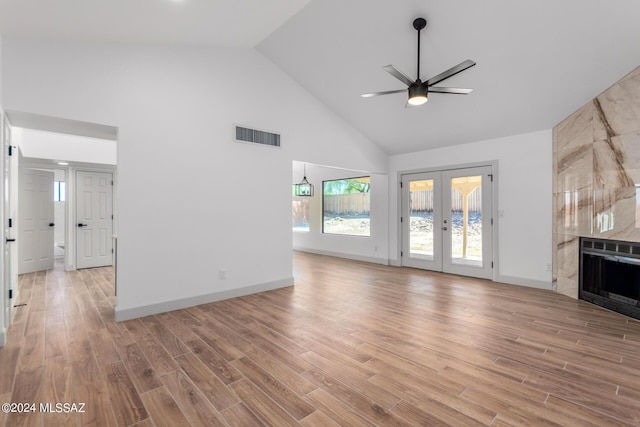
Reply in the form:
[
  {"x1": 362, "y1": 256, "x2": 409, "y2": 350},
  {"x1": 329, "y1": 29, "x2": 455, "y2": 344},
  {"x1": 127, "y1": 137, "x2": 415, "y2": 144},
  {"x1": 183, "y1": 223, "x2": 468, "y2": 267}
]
[{"x1": 401, "y1": 166, "x2": 493, "y2": 279}]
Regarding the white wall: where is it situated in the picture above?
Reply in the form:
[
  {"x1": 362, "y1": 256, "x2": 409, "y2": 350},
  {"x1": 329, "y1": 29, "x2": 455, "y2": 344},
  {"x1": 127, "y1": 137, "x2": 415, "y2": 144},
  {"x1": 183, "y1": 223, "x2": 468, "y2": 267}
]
[
  {"x1": 1, "y1": 38, "x2": 387, "y2": 320},
  {"x1": 292, "y1": 162, "x2": 389, "y2": 264},
  {"x1": 389, "y1": 130, "x2": 553, "y2": 288},
  {"x1": 17, "y1": 128, "x2": 116, "y2": 164}
]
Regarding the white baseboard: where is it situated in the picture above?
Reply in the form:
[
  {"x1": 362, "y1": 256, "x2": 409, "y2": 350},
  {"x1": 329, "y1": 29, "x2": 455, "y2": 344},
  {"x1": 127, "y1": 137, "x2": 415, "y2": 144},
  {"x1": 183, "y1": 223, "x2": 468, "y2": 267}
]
[
  {"x1": 495, "y1": 274, "x2": 553, "y2": 290},
  {"x1": 115, "y1": 277, "x2": 294, "y2": 322},
  {"x1": 359, "y1": 257, "x2": 553, "y2": 291},
  {"x1": 294, "y1": 247, "x2": 389, "y2": 265}
]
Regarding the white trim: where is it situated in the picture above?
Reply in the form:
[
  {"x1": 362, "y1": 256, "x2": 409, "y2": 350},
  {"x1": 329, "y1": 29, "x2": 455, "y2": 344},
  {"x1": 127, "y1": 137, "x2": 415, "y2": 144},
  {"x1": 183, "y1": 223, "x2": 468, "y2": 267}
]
[
  {"x1": 294, "y1": 247, "x2": 389, "y2": 265},
  {"x1": 495, "y1": 274, "x2": 553, "y2": 290},
  {"x1": 114, "y1": 277, "x2": 294, "y2": 322},
  {"x1": 0, "y1": 328, "x2": 5, "y2": 347}
]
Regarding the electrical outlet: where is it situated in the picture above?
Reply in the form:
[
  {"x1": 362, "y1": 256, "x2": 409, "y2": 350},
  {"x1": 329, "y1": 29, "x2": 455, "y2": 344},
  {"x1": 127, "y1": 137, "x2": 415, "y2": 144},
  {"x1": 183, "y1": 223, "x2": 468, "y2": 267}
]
[{"x1": 219, "y1": 269, "x2": 227, "y2": 280}]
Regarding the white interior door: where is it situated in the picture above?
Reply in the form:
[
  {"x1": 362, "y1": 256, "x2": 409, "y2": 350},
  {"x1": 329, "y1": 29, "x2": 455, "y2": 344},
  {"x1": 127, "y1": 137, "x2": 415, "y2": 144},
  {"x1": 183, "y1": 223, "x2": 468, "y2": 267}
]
[
  {"x1": 76, "y1": 171, "x2": 113, "y2": 269},
  {"x1": 19, "y1": 168, "x2": 55, "y2": 274},
  {"x1": 401, "y1": 166, "x2": 493, "y2": 280}
]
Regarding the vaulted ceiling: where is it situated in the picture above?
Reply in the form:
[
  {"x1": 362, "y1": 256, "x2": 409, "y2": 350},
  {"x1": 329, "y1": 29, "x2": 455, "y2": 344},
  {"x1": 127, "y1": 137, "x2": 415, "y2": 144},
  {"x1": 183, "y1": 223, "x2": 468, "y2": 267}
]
[{"x1": 2, "y1": 0, "x2": 640, "y2": 155}]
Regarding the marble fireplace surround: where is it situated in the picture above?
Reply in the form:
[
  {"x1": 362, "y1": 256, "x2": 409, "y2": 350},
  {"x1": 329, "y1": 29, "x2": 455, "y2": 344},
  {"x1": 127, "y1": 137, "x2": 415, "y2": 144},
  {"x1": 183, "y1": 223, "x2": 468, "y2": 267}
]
[{"x1": 553, "y1": 65, "x2": 640, "y2": 299}]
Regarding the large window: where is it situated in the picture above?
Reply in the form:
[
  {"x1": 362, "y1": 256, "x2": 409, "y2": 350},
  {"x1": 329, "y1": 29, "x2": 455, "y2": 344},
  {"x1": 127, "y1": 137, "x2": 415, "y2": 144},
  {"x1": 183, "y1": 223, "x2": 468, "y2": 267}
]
[{"x1": 323, "y1": 177, "x2": 370, "y2": 236}]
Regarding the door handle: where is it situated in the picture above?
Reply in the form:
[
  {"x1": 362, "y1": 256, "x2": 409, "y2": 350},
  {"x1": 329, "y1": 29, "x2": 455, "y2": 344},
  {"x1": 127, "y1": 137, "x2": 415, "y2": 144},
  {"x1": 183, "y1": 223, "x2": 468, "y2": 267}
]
[
  {"x1": 49, "y1": 223, "x2": 55, "y2": 227},
  {"x1": 6, "y1": 238, "x2": 16, "y2": 243},
  {"x1": 77, "y1": 223, "x2": 88, "y2": 227}
]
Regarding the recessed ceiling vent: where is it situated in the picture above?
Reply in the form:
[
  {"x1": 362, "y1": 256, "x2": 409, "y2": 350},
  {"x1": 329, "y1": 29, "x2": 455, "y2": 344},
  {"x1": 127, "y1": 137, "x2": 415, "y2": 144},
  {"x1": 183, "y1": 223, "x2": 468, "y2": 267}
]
[{"x1": 235, "y1": 126, "x2": 280, "y2": 147}]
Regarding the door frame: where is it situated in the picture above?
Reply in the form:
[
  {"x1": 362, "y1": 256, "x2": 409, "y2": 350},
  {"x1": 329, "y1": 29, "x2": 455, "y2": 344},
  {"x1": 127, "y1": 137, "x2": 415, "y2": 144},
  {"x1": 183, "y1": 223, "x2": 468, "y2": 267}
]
[
  {"x1": 19, "y1": 160, "x2": 117, "y2": 271},
  {"x1": 397, "y1": 160, "x2": 499, "y2": 281},
  {"x1": 1, "y1": 112, "x2": 10, "y2": 346}
]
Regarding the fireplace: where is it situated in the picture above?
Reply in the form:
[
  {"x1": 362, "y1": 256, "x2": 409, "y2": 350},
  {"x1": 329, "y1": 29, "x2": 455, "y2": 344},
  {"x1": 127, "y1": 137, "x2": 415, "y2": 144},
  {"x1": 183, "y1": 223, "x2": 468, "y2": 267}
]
[{"x1": 580, "y1": 238, "x2": 640, "y2": 320}]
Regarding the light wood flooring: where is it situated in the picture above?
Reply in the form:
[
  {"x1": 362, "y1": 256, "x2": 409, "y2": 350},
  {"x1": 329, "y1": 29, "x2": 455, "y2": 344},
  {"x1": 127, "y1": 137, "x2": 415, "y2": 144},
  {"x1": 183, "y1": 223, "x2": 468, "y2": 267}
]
[{"x1": 1, "y1": 252, "x2": 640, "y2": 426}]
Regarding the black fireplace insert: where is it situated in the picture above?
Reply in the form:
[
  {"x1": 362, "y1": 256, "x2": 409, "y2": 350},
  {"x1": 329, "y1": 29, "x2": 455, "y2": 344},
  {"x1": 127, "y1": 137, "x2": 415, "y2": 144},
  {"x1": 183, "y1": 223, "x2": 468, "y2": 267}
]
[{"x1": 580, "y1": 237, "x2": 640, "y2": 320}]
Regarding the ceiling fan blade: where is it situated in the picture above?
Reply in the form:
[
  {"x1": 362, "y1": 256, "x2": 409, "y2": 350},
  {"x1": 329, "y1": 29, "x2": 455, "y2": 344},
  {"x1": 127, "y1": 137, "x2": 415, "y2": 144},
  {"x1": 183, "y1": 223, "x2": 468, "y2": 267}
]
[
  {"x1": 383, "y1": 64, "x2": 414, "y2": 87},
  {"x1": 428, "y1": 87, "x2": 473, "y2": 95},
  {"x1": 426, "y1": 59, "x2": 476, "y2": 86},
  {"x1": 361, "y1": 89, "x2": 406, "y2": 98}
]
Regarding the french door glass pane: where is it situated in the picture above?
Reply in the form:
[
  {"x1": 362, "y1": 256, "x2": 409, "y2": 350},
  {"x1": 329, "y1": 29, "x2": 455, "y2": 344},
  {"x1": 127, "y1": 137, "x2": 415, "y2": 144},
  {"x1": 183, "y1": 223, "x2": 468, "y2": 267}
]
[
  {"x1": 409, "y1": 179, "x2": 434, "y2": 260},
  {"x1": 450, "y1": 175, "x2": 482, "y2": 266}
]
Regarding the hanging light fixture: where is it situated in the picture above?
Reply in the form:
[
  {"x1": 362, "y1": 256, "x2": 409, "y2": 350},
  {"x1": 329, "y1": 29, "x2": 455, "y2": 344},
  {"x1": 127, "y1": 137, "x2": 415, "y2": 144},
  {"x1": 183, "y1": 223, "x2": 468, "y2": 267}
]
[{"x1": 293, "y1": 164, "x2": 314, "y2": 197}]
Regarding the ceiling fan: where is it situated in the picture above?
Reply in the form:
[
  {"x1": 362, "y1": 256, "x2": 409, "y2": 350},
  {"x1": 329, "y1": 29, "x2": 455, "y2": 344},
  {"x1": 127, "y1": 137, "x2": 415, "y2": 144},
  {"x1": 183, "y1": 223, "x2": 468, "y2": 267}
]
[{"x1": 362, "y1": 18, "x2": 476, "y2": 106}]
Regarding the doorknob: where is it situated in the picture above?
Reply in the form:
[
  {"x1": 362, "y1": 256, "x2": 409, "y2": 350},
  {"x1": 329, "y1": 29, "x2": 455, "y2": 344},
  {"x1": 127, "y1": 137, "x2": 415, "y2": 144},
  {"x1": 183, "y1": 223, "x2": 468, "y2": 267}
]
[
  {"x1": 77, "y1": 223, "x2": 88, "y2": 227},
  {"x1": 49, "y1": 223, "x2": 55, "y2": 227},
  {"x1": 6, "y1": 238, "x2": 15, "y2": 243},
  {"x1": 442, "y1": 227, "x2": 448, "y2": 231}
]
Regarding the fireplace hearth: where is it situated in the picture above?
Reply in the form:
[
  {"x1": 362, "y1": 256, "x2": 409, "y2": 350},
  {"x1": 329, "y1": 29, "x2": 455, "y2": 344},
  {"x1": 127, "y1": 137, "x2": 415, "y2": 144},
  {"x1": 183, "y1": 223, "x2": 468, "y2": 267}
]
[{"x1": 580, "y1": 238, "x2": 640, "y2": 320}]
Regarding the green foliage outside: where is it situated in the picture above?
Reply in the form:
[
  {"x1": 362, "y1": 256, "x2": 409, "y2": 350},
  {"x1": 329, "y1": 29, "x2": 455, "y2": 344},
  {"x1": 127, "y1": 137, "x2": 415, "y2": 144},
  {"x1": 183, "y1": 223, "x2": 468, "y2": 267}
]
[{"x1": 323, "y1": 178, "x2": 370, "y2": 195}]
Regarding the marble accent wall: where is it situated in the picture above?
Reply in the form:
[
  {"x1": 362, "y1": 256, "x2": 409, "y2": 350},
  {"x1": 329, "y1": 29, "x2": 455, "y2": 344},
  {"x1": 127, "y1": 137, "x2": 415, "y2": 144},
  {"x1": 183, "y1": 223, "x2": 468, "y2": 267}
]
[{"x1": 553, "y1": 65, "x2": 640, "y2": 298}]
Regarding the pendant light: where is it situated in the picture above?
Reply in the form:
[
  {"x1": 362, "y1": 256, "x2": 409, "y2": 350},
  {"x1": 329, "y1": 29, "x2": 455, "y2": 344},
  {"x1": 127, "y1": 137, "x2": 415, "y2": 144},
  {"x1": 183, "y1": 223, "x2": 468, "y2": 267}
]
[{"x1": 293, "y1": 164, "x2": 314, "y2": 197}]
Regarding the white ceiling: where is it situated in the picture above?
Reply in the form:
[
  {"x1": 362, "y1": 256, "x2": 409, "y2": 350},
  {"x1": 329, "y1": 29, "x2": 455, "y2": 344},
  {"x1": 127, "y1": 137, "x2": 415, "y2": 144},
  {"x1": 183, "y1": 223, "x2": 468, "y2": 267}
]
[
  {"x1": 0, "y1": 0, "x2": 311, "y2": 48},
  {"x1": 2, "y1": 0, "x2": 640, "y2": 155}
]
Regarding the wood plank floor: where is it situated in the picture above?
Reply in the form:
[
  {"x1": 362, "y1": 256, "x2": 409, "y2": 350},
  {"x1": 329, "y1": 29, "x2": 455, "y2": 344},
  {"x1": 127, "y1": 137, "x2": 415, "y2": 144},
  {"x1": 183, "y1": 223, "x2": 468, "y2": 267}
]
[{"x1": 1, "y1": 252, "x2": 640, "y2": 426}]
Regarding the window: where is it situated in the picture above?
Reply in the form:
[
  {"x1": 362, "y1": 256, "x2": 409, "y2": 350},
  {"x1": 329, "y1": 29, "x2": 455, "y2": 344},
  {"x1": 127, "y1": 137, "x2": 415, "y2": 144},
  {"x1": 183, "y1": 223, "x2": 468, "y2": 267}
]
[
  {"x1": 323, "y1": 177, "x2": 370, "y2": 236},
  {"x1": 292, "y1": 198, "x2": 310, "y2": 232},
  {"x1": 54, "y1": 181, "x2": 66, "y2": 202}
]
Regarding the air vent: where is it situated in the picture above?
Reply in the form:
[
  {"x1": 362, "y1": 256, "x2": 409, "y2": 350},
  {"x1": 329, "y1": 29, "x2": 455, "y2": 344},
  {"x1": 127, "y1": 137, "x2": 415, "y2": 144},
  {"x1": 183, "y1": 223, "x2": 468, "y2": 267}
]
[{"x1": 235, "y1": 126, "x2": 280, "y2": 147}]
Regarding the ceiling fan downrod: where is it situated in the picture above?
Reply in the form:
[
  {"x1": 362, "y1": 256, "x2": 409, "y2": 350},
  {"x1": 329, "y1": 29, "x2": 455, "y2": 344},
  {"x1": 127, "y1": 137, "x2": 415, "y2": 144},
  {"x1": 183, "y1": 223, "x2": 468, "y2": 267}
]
[{"x1": 413, "y1": 18, "x2": 427, "y2": 81}]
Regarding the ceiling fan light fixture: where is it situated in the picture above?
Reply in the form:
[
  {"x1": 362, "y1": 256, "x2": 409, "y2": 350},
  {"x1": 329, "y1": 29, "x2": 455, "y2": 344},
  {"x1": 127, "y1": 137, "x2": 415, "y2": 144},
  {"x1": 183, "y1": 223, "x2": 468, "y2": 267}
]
[
  {"x1": 408, "y1": 84, "x2": 428, "y2": 106},
  {"x1": 360, "y1": 17, "x2": 475, "y2": 106}
]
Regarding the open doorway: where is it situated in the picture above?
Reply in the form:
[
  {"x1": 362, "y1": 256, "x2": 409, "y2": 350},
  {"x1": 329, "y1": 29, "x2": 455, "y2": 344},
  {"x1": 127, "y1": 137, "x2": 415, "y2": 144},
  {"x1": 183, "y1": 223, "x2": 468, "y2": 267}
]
[
  {"x1": 6, "y1": 111, "x2": 118, "y2": 271},
  {"x1": 1, "y1": 111, "x2": 119, "y2": 346}
]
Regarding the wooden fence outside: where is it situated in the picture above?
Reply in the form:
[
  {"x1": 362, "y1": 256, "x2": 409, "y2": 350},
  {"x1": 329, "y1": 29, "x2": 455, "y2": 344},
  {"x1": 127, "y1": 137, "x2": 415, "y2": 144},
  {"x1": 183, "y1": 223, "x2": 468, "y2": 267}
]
[
  {"x1": 321, "y1": 189, "x2": 481, "y2": 215},
  {"x1": 324, "y1": 193, "x2": 370, "y2": 215},
  {"x1": 410, "y1": 189, "x2": 482, "y2": 213}
]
